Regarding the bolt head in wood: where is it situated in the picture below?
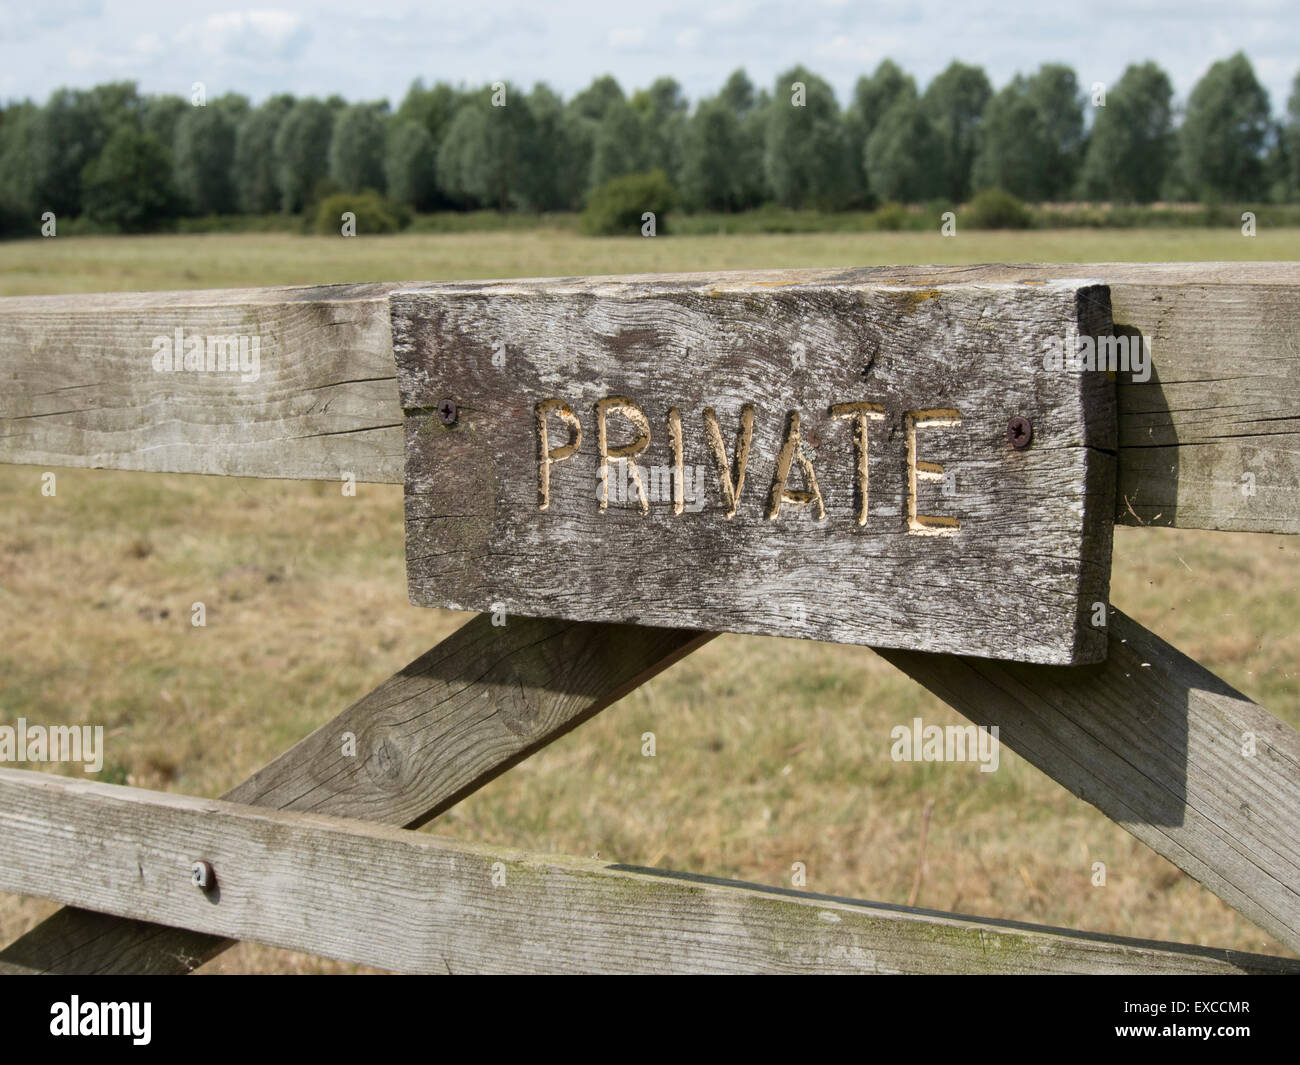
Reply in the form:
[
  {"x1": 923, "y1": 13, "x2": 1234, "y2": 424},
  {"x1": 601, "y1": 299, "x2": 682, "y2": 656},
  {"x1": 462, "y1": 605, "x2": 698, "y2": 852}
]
[
  {"x1": 1007, "y1": 416, "x2": 1033, "y2": 450},
  {"x1": 437, "y1": 398, "x2": 458, "y2": 426},
  {"x1": 191, "y1": 860, "x2": 215, "y2": 890}
]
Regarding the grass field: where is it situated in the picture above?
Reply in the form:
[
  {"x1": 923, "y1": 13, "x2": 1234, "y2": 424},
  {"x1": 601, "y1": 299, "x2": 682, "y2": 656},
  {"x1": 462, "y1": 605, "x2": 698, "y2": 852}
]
[
  {"x1": 2, "y1": 225, "x2": 1297, "y2": 295},
  {"x1": 1, "y1": 227, "x2": 1296, "y2": 972}
]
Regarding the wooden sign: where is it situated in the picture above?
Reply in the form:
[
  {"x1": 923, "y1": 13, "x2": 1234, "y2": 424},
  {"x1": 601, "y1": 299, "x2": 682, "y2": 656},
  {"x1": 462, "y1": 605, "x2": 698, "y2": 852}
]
[{"x1": 391, "y1": 271, "x2": 1116, "y2": 664}]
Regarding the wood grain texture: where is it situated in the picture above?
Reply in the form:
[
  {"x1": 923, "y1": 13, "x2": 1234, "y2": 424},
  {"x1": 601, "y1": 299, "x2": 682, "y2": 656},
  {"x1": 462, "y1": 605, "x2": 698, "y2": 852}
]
[
  {"x1": 0, "y1": 282, "x2": 404, "y2": 482},
  {"x1": 1, "y1": 768, "x2": 1293, "y2": 974},
  {"x1": 393, "y1": 276, "x2": 1117, "y2": 664},
  {"x1": 880, "y1": 607, "x2": 1300, "y2": 956},
  {"x1": 1084, "y1": 262, "x2": 1300, "y2": 533},
  {"x1": 0, "y1": 263, "x2": 1295, "y2": 532},
  {"x1": 0, "y1": 615, "x2": 710, "y2": 974}
]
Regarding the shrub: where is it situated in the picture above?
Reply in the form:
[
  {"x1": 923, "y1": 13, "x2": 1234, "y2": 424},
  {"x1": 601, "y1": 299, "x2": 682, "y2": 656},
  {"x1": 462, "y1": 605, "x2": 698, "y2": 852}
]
[
  {"x1": 964, "y1": 187, "x2": 1034, "y2": 229},
  {"x1": 311, "y1": 190, "x2": 410, "y2": 235},
  {"x1": 869, "y1": 201, "x2": 909, "y2": 231},
  {"x1": 580, "y1": 170, "x2": 677, "y2": 236}
]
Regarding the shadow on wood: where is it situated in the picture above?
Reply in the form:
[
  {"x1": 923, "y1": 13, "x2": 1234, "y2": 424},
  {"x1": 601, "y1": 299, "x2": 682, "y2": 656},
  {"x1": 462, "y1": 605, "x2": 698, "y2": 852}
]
[{"x1": 880, "y1": 609, "x2": 1300, "y2": 954}]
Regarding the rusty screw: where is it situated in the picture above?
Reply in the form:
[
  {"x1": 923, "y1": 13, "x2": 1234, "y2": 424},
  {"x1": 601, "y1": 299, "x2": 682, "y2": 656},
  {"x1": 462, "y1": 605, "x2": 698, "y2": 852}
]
[
  {"x1": 1007, "y1": 416, "x2": 1033, "y2": 450},
  {"x1": 191, "y1": 860, "x2": 215, "y2": 891},
  {"x1": 437, "y1": 398, "x2": 458, "y2": 426}
]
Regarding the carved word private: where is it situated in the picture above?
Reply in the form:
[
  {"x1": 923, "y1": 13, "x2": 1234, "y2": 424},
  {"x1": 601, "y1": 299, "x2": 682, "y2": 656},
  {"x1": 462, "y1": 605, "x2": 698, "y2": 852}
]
[{"x1": 535, "y1": 396, "x2": 962, "y2": 534}]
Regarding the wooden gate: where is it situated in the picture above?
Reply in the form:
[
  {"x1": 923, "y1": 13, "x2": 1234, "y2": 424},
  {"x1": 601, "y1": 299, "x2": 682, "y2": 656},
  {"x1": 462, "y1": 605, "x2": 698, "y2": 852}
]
[{"x1": 0, "y1": 262, "x2": 1296, "y2": 974}]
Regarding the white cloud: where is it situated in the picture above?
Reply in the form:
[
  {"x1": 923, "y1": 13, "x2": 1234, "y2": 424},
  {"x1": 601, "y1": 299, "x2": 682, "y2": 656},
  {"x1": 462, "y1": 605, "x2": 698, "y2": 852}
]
[
  {"x1": 702, "y1": 2, "x2": 752, "y2": 26},
  {"x1": 5, "y1": 0, "x2": 102, "y2": 42},
  {"x1": 179, "y1": 10, "x2": 312, "y2": 61},
  {"x1": 608, "y1": 27, "x2": 647, "y2": 50},
  {"x1": 814, "y1": 34, "x2": 891, "y2": 64}
]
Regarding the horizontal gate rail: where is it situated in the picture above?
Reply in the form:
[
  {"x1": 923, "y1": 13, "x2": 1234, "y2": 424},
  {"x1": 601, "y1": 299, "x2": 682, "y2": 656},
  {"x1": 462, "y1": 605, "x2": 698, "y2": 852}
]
[
  {"x1": 1, "y1": 768, "x2": 1294, "y2": 975},
  {"x1": 1, "y1": 263, "x2": 1298, "y2": 534}
]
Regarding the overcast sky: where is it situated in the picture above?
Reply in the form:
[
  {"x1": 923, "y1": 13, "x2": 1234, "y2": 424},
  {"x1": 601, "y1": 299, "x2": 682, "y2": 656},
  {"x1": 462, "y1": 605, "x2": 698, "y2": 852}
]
[{"x1": 2, "y1": 0, "x2": 1296, "y2": 114}]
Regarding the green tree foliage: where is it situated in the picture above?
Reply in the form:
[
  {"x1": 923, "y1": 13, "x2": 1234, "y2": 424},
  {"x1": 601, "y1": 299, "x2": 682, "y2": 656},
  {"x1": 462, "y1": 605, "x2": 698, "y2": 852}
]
[
  {"x1": 1284, "y1": 71, "x2": 1300, "y2": 200},
  {"x1": 394, "y1": 80, "x2": 465, "y2": 205},
  {"x1": 570, "y1": 75, "x2": 626, "y2": 123},
  {"x1": 683, "y1": 97, "x2": 748, "y2": 211},
  {"x1": 436, "y1": 84, "x2": 539, "y2": 211},
  {"x1": 330, "y1": 103, "x2": 389, "y2": 194},
  {"x1": 972, "y1": 65, "x2": 1083, "y2": 201},
  {"x1": 30, "y1": 87, "x2": 125, "y2": 216},
  {"x1": 922, "y1": 61, "x2": 992, "y2": 202},
  {"x1": 972, "y1": 81, "x2": 1045, "y2": 199},
  {"x1": 630, "y1": 77, "x2": 688, "y2": 185},
  {"x1": 731, "y1": 72, "x2": 771, "y2": 206},
  {"x1": 141, "y1": 95, "x2": 187, "y2": 155},
  {"x1": 864, "y1": 97, "x2": 943, "y2": 202},
  {"x1": 88, "y1": 82, "x2": 145, "y2": 123},
  {"x1": 681, "y1": 69, "x2": 767, "y2": 211},
  {"x1": 1079, "y1": 62, "x2": 1174, "y2": 203},
  {"x1": 8, "y1": 56, "x2": 1299, "y2": 235},
  {"x1": 848, "y1": 60, "x2": 917, "y2": 145},
  {"x1": 580, "y1": 170, "x2": 676, "y2": 235},
  {"x1": 233, "y1": 95, "x2": 294, "y2": 213},
  {"x1": 563, "y1": 75, "x2": 625, "y2": 202},
  {"x1": 719, "y1": 69, "x2": 755, "y2": 116},
  {"x1": 847, "y1": 60, "x2": 917, "y2": 202},
  {"x1": 384, "y1": 119, "x2": 438, "y2": 210},
  {"x1": 0, "y1": 191, "x2": 28, "y2": 238},
  {"x1": 173, "y1": 104, "x2": 238, "y2": 215},
  {"x1": 590, "y1": 98, "x2": 649, "y2": 188},
  {"x1": 1026, "y1": 64, "x2": 1086, "y2": 197},
  {"x1": 212, "y1": 93, "x2": 251, "y2": 126},
  {"x1": 396, "y1": 80, "x2": 464, "y2": 142},
  {"x1": 1263, "y1": 120, "x2": 1291, "y2": 203},
  {"x1": 765, "y1": 66, "x2": 854, "y2": 209},
  {"x1": 523, "y1": 84, "x2": 577, "y2": 211},
  {"x1": 0, "y1": 102, "x2": 40, "y2": 225},
  {"x1": 1179, "y1": 52, "x2": 1272, "y2": 201},
  {"x1": 80, "y1": 124, "x2": 178, "y2": 231},
  {"x1": 0, "y1": 104, "x2": 36, "y2": 236},
  {"x1": 273, "y1": 99, "x2": 335, "y2": 213}
]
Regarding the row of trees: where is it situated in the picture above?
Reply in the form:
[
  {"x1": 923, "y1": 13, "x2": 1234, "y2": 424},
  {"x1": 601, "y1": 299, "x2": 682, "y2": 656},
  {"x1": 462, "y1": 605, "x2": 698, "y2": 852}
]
[{"x1": 1, "y1": 53, "x2": 1298, "y2": 233}]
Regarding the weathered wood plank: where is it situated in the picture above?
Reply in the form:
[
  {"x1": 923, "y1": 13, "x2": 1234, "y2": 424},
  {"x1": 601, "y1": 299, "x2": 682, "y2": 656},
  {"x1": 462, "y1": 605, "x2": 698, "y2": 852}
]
[
  {"x1": 0, "y1": 769, "x2": 1293, "y2": 974},
  {"x1": 0, "y1": 264, "x2": 1296, "y2": 533},
  {"x1": 1090, "y1": 264, "x2": 1300, "y2": 533},
  {"x1": 0, "y1": 282, "x2": 404, "y2": 482},
  {"x1": 879, "y1": 607, "x2": 1300, "y2": 955},
  {"x1": 393, "y1": 277, "x2": 1117, "y2": 664},
  {"x1": 0, "y1": 615, "x2": 710, "y2": 974}
]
